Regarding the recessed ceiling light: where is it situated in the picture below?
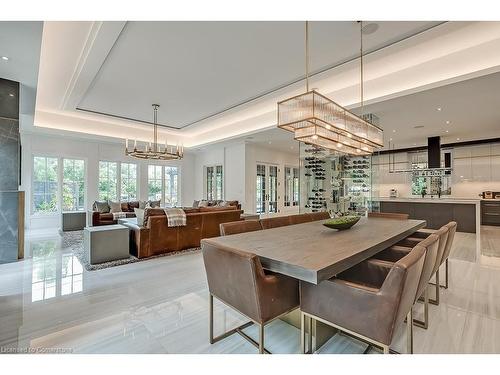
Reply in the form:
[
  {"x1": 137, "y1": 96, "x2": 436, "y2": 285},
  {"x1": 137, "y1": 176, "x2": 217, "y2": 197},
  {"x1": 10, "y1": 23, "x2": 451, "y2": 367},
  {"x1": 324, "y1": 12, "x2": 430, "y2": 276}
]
[
  {"x1": 392, "y1": 129, "x2": 396, "y2": 133},
  {"x1": 456, "y1": 138, "x2": 460, "y2": 141},
  {"x1": 437, "y1": 107, "x2": 442, "y2": 111},
  {"x1": 311, "y1": 135, "x2": 318, "y2": 140},
  {"x1": 389, "y1": 138, "x2": 393, "y2": 141},
  {"x1": 445, "y1": 130, "x2": 449, "y2": 133},
  {"x1": 1, "y1": 56, "x2": 9, "y2": 61},
  {"x1": 446, "y1": 120, "x2": 450, "y2": 124},
  {"x1": 8, "y1": 93, "x2": 14, "y2": 97},
  {"x1": 362, "y1": 23, "x2": 379, "y2": 35}
]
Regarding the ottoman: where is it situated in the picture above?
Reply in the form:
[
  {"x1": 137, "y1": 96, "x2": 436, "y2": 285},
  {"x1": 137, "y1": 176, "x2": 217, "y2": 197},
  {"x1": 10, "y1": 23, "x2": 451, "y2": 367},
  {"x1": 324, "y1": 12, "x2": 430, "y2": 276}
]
[{"x1": 84, "y1": 224, "x2": 130, "y2": 264}]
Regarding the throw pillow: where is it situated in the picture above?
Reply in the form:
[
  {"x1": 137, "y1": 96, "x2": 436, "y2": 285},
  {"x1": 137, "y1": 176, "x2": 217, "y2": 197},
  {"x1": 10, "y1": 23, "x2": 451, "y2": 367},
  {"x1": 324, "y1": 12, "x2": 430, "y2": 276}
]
[
  {"x1": 148, "y1": 199, "x2": 161, "y2": 208},
  {"x1": 198, "y1": 200, "x2": 209, "y2": 207},
  {"x1": 193, "y1": 200, "x2": 200, "y2": 208},
  {"x1": 217, "y1": 201, "x2": 229, "y2": 207},
  {"x1": 134, "y1": 208, "x2": 145, "y2": 227},
  {"x1": 109, "y1": 201, "x2": 122, "y2": 213},
  {"x1": 93, "y1": 201, "x2": 110, "y2": 213},
  {"x1": 138, "y1": 200, "x2": 147, "y2": 209}
]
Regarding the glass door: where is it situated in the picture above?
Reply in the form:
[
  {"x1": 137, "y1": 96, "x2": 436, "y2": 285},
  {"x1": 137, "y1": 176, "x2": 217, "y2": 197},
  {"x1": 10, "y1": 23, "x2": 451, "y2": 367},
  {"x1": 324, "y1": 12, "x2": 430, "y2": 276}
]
[{"x1": 256, "y1": 163, "x2": 279, "y2": 217}]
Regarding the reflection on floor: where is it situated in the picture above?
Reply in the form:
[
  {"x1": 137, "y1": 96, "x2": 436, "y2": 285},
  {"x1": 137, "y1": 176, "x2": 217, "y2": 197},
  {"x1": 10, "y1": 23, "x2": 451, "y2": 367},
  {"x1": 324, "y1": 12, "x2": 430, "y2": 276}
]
[{"x1": 1, "y1": 226, "x2": 500, "y2": 353}]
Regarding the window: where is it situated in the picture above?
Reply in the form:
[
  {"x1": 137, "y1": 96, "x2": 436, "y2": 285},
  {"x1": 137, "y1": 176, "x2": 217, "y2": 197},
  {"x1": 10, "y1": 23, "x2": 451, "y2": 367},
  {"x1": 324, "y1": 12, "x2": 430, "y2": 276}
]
[
  {"x1": 164, "y1": 166, "x2": 178, "y2": 207},
  {"x1": 148, "y1": 165, "x2": 180, "y2": 207},
  {"x1": 121, "y1": 163, "x2": 138, "y2": 201},
  {"x1": 62, "y1": 159, "x2": 85, "y2": 211},
  {"x1": 33, "y1": 156, "x2": 58, "y2": 214},
  {"x1": 206, "y1": 165, "x2": 223, "y2": 200},
  {"x1": 98, "y1": 161, "x2": 118, "y2": 201},
  {"x1": 148, "y1": 165, "x2": 163, "y2": 201},
  {"x1": 284, "y1": 166, "x2": 299, "y2": 207}
]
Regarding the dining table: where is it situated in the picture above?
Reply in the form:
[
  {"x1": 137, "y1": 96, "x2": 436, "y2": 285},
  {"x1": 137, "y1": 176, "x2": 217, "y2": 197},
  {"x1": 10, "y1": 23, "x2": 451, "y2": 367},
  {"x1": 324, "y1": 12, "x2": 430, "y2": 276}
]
[
  {"x1": 202, "y1": 216, "x2": 426, "y2": 350},
  {"x1": 203, "y1": 216, "x2": 426, "y2": 284}
]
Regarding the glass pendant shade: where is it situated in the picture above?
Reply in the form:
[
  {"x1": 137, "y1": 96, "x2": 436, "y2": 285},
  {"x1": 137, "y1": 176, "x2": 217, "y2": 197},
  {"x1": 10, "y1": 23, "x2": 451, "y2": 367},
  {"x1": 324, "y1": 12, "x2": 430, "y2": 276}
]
[{"x1": 278, "y1": 90, "x2": 383, "y2": 153}]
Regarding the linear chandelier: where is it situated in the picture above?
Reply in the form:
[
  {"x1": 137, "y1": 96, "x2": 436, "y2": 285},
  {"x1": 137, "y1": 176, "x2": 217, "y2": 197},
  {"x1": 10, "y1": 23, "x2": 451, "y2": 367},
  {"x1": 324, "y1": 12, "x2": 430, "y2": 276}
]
[
  {"x1": 125, "y1": 104, "x2": 183, "y2": 160},
  {"x1": 277, "y1": 21, "x2": 383, "y2": 155}
]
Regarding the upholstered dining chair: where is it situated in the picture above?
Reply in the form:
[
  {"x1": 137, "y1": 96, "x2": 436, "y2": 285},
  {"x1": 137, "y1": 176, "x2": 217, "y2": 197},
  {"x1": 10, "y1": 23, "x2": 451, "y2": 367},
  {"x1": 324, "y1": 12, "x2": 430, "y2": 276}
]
[
  {"x1": 367, "y1": 212, "x2": 410, "y2": 220},
  {"x1": 201, "y1": 241, "x2": 299, "y2": 354},
  {"x1": 289, "y1": 213, "x2": 313, "y2": 225},
  {"x1": 260, "y1": 215, "x2": 291, "y2": 229},
  {"x1": 300, "y1": 244, "x2": 426, "y2": 354},
  {"x1": 308, "y1": 211, "x2": 331, "y2": 221},
  {"x1": 220, "y1": 220, "x2": 262, "y2": 236},
  {"x1": 395, "y1": 222, "x2": 456, "y2": 303},
  {"x1": 368, "y1": 233, "x2": 442, "y2": 329}
]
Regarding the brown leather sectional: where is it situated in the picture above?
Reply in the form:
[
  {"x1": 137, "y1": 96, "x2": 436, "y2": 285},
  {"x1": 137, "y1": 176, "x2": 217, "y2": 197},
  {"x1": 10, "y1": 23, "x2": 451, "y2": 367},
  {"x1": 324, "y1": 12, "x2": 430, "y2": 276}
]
[
  {"x1": 122, "y1": 206, "x2": 243, "y2": 258},
  {"x1": 91, "y1": 201, "x2": 139, "y2": 226}
]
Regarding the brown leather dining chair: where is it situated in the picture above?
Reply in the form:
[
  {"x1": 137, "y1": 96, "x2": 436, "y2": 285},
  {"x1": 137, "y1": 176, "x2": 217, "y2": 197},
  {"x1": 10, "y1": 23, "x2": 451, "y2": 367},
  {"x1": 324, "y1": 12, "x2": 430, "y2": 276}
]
[
  {"x1": 260, "y1": 215, "x2": 291, "y2": 229},
  {"x1": 300, "y1": 243, "x2": 426, "y2": 354},
  {"x1": 308, "y1": 211, "x2": 331, "y2": 221},
  {"x1": 220, "y1": 220, "x2": 262, "y2": 236},
  {"x1": 201, "y1": 241, "x2": 299, "y2": 353},
  {"x1": 289, "y1": 213, "x2": 313, "y2": 225},
  {"x1": 368, "y1": 212, "x2": 410, "y2": 220},
  {"x1": 368, "y1": 233, "x2": 441, "y2": 329}
]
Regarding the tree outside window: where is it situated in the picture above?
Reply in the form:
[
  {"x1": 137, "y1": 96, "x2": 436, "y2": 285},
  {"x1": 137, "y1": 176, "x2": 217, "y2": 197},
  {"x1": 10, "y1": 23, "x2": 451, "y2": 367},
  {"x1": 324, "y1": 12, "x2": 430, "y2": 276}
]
[
  {"x1": 121, "y1": 163, "x2": 137, "y2": 201},
  {"x1": 98, "y1": 161, "x2": 118, "y2": 201},
  {"x1": 33, "y1": 156, "x2": 58, "y2": 214},
  {"x1": 62, "y1": 159, "x2": 85, "y2": 211}
]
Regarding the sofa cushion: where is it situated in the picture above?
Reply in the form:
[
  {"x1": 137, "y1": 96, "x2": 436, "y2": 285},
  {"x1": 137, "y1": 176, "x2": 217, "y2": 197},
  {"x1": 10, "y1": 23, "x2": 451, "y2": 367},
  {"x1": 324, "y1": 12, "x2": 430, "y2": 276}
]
[
  {"x1": 199, "y1": 206, "x2": 238, "y2": 212},
  {"x1": 143, "y1": 208, "x2": 166, "y2": 226},
  {"x1": 198, "y1": 200, "x2": 209, "y2": 207},
  {"x1": 109, "y1": 201, "x2": 122, "y2": 213},
  {"x1": 100, "y1": 213, "x2": 114, "y2": 221},
  {"x1": 148, "y1": 199, "x2": 161, "y2": 208},
  {"x1": 193, "y1": 200, "x2": 200, "y2": 208},
  {"x1": 120, "y1": 202, "x2": 129, "y2": 212},
  {"x1": 128, "y1": 201, "x2": 140, "y2": 211},
  {"x1": 93, "y1": 201, "x2": 110, "y2": 213},
  {"x1": 139, "y1": 200, "x2": 148, "y2": 209}
]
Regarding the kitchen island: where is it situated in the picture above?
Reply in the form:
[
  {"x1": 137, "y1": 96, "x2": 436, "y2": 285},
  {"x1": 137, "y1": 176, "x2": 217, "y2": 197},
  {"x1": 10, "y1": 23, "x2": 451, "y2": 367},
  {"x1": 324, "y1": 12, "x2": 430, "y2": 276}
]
[{"x1": 372, "y1": 197, "x2": 481, "y2": 234}]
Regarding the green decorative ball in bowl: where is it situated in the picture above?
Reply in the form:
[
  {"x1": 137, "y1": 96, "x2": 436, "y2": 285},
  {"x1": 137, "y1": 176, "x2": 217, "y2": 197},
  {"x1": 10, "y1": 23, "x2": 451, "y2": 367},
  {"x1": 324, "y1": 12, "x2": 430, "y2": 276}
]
[{"x1": 323, "y1": 216, "x2": 360, "y2": 230}]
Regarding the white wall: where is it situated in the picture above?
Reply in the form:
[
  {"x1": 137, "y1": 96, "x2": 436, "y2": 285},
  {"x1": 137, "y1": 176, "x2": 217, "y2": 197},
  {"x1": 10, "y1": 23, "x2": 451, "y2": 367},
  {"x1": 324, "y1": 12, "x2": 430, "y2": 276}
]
[{"x1": 21, "y1": 132, "x2": 195, "y2": 229}]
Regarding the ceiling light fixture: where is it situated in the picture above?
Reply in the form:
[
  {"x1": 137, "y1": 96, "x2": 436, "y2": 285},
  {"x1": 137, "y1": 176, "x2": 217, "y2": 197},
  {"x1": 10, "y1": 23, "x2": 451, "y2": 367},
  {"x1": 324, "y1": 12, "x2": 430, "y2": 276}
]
[
  {"x1": 446, "y1": 120, "x2": 450, "y2": 124},
  {"x1": 8, "y1": 93, "x2": 14, "y2": 97},
  {"x1": 437, "y1": 107, "x2": 442, "y2": 111},
  {"x1": 125, "y1": 104, "x2": 183, "y2": 160},
  {"x1": 277, "y1": 21, "x2": 383, "y2": 156},
  {"x1": 1, "y1": 56, "x2": 8, "y2": 61}
]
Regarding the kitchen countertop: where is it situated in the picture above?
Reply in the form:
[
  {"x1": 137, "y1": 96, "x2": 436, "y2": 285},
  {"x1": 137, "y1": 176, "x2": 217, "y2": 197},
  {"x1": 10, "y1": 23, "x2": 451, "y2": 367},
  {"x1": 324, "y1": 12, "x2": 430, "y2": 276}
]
[{"x1": 373, "y1": 197, "x2": 481, "y2": 204}]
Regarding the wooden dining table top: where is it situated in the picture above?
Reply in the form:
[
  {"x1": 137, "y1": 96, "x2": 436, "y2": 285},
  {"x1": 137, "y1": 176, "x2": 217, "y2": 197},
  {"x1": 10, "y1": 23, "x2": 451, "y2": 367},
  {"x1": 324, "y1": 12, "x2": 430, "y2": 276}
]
[{"x1": 202, "y1": 217, "x2": 426, "y2": 284}]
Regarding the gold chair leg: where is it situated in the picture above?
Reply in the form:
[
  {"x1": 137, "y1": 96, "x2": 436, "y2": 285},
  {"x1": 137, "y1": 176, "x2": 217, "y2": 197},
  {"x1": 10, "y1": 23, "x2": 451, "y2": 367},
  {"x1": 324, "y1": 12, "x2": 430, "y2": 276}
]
[
  {"x1": 259, "y1": 324, "x2": 265, "y2": 354},
  {"x1": 406, "y1": 309, "x2": 414, "y2": 354}
]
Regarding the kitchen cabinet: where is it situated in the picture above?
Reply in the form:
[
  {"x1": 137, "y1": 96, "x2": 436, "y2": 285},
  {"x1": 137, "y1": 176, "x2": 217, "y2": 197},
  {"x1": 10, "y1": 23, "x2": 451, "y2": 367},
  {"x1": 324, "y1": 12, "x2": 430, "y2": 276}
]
[
  {"x1": 471, "y1": 156, "x2": 491, "y2": 181},
  {"x1": 481, "y1": 200, "x2": 500, "y2": 226},
  {"x1": 452, "y1": 157, "x2": 472, "y2": 183},
  {"x1": 491, "y1": 156, "x2": 500, "y2": 181}
]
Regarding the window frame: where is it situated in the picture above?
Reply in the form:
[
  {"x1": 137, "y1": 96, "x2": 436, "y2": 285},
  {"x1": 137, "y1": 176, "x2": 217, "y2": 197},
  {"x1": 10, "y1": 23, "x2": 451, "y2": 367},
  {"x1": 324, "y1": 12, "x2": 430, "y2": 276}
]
[
  {"x1": 98, "y1": 160, "x2": 119, "y2": 202},
  {"x1": 32, "y1": 156, "x2": 60, "y2": 215},
  {"x1": 148, "y1": 164, "x2": 181, "y2": 207},
  {"x1": 120, "y1": 162, "x2": 138, "y2": 202},
  {"x1": 205, "y1": 164, "x2": 223, "y2": 200},
  {"x1": 62, "y1": 158, "x2": 86, "y2": 212}
]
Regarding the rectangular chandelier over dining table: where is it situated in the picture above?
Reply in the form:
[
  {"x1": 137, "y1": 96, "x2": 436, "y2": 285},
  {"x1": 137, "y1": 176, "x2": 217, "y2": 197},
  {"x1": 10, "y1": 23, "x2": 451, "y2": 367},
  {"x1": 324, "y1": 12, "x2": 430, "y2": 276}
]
[{"x1": 278, "y1": 90, "x2": 384, "y2": 155}]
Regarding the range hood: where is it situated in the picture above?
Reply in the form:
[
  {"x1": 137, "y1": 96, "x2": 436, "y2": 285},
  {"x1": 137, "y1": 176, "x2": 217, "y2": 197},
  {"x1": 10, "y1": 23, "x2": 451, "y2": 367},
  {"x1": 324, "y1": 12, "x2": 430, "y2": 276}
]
[{"x1": 388, "y1": 136, "x2": 452, "y2": 174}]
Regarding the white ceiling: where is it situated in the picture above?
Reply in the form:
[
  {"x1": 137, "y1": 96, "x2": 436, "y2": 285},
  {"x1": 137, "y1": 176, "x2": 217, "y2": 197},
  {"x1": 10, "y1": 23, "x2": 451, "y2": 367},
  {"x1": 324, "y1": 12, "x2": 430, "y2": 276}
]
[
  {"x1": 247, "y1": 70, "x2": 500, "y2": 152},
  {"x1": 0, "y1": 21, "x2": 43, "y2": 116},
  {"x1": 77, "y1": 21, "x2": 440, "y2": 128},
  {"x1": 33, "y1": 21, "x2": 500, "y2": 150}
]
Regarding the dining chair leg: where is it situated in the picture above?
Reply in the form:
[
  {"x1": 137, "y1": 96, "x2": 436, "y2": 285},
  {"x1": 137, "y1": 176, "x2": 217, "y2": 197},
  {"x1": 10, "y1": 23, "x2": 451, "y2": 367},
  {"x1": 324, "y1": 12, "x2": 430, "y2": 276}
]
[
  {"x1": 406, "y1": 309, "x2": 414, "y2": 354},
  {"x1": 209, "y1": 293, "x2": 214, "y2": 344},
  {"x1": 382, "y1": 345, "x2": 390, "y2": 354},
  {"x1": 259, "y1": 324, "x2": 265, "y2": 354},
  {"x1": 413, "y1": 288, "x2": 429, "y2": 329},
  {"x1": 428, "y1": 270, "x2": 440, "y2": 306},
  {"x1": 445, "y1": 258, "x2": 449, "y2": 289},
  {"x1": 300, "y1": 312, "x2": 306, "y2": 354},
  {"x1": 310, "y1": 317, "x2": 316, "y2": 353}
]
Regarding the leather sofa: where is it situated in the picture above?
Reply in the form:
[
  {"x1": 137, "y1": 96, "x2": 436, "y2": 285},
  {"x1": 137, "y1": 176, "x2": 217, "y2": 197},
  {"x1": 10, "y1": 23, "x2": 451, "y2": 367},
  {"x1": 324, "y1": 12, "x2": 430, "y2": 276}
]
[
  {"x1": 122, "y1": 206, "x2": 243, "y2": 258},
  {"x1": 90, "y1": 201, "x2": 139, "y2": 226}
]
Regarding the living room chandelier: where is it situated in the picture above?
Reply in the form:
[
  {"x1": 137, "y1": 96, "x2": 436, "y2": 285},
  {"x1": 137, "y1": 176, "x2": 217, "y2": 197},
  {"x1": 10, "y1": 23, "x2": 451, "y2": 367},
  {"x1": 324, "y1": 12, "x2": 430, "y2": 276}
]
[
  {"x1": 277, "y1": 21, "x2": 384, "y2": 155},
  {"x1": 125, "y1": 104, "x2": 183, "y2": 160}
]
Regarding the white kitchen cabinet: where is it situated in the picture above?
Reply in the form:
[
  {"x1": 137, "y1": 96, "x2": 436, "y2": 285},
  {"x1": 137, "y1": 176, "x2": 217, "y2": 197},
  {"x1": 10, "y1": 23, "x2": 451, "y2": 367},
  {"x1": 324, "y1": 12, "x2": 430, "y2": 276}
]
[
  {"x1": 471, "y1": 156, "x2": 491, "y2": 181},
  {"x1": 471, "y1": 144, "x2": 491, "y2": 157},
  {"x1": 453, "y1": 157, "x2": 472, "y2": 183},
  {"x1": 491, "y1": 155, "x2": 500, "y2": 181}
]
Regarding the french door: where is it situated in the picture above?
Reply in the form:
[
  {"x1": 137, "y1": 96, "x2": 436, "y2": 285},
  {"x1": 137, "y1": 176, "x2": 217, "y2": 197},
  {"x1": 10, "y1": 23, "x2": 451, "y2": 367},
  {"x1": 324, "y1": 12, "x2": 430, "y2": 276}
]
[{"x1": 256, "y1": 163, "x2": 279, "y2": 217}]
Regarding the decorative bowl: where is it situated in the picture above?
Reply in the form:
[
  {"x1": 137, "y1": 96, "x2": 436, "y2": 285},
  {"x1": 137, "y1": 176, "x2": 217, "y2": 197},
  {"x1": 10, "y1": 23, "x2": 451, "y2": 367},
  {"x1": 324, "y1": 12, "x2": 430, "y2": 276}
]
[{"x1": 323, "y1": 216, "x2": 360, "y2": 230}]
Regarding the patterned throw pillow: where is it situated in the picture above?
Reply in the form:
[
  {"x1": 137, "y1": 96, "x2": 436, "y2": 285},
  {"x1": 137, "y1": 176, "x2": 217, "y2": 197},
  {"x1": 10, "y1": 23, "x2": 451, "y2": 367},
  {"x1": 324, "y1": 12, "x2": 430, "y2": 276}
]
[
  {"x1": 148, "y1": 199, "x2": 161, "y2": 208},
  {"x1": 198, "y1": 200, "x2": 209, "y2": 207},
  {"x1": 109, "y1": 201, "x2": 122, "y2": 213},
  {"x1": 93, "y1": 201, "x2": 110, "y2": 213},
  {"x1": 138, "y1": 200, "x2": 148, "y2": 209}
]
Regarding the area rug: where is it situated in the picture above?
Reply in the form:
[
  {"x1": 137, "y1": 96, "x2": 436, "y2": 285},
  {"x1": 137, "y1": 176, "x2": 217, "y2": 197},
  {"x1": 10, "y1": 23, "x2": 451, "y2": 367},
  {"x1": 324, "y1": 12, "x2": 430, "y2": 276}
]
[{"x1": 61, "y1": 230, "x2": 201, "y2": 271}]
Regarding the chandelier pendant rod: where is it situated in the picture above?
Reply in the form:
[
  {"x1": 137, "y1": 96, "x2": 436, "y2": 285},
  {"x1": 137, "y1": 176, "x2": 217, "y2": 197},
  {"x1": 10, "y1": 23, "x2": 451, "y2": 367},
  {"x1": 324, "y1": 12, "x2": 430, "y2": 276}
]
[{"x1": 305, "y1": 21, "x2": 309, "y2": 92}]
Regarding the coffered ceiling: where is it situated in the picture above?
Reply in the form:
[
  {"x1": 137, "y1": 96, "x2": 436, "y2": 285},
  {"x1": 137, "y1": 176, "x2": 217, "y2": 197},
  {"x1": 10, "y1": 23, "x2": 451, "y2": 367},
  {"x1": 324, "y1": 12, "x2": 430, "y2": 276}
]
[{"x1": 32, "y1": 21, "x2": 500, "y2": 150}]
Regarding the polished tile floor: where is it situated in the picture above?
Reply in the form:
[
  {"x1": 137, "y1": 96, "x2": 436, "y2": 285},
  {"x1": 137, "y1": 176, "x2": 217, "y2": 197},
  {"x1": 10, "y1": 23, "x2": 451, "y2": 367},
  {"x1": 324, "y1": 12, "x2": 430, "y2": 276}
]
[{"x1": 1, "y1": 226, "x2": 500, "y2": 354}]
